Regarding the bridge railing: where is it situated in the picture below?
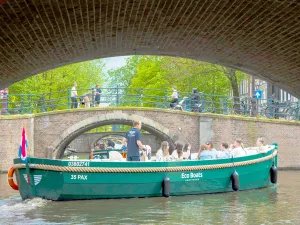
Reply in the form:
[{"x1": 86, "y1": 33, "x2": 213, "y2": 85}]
[{"x1": 0, "y1": 87, "x2": 299, "y2": 121}]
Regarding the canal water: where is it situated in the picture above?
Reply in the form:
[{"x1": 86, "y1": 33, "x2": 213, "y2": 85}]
[{"x1": 0, "y1": 171, "x2": 299, "y2": 225}]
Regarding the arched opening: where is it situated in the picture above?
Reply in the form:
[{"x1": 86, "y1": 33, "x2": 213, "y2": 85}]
[
  {"x1": 65, "y1": 125, "x2": 162, "y2": 159},
  {"x1": 51, "y1": 112, "x2": 176, "y2": 159}
]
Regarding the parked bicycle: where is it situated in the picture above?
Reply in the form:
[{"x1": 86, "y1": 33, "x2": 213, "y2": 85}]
[
  {"x1": 264, "y1": 98, "x2": 293, "y2": 119},
  {"x1": 285, "y1": 101, "x2": 300, "y2": 120}
]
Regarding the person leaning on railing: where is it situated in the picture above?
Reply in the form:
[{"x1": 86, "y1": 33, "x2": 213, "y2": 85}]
[
  {"x1": 191, "y1": 88, "x2": 200, "y2": 112},
  {"x1": 94, "y1": 84, "x2": 102, "y2": 107}
]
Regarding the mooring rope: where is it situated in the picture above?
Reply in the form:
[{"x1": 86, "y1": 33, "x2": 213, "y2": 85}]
[{"x1": 13, "y1": 151, "x2": 277, "y2": 173}]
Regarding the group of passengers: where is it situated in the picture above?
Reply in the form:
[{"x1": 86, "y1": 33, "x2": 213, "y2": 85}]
[
  {"x1": 154, "y1": 137, "x2": 269, "y2": 162},
  {"x1": 155, "y1": 141, "x2": 192, "y2": 162},
  {"x1": 197, "y1": 137, "x2": 269, "y2": 160}
]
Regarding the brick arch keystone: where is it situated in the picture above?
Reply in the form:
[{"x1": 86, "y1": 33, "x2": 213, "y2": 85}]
[{"x1": 51, "y1": 112, "x2": 176, "y2": 159}]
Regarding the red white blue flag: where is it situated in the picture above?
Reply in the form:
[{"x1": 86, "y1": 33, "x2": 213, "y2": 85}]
[{"x1": 18, "y1": 127, "x2": 28, "y2": 162}]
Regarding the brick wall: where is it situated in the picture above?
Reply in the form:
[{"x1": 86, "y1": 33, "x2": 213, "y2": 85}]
[
  {"x1": 0, "y1": 116, "x2": 34, "y2": 172},
  {"x1": 0, "y1": 108, "x2": 299, "y2": 172},
  {"x1": 210, "y1": 116, "x2": 300, "y2": 168}
]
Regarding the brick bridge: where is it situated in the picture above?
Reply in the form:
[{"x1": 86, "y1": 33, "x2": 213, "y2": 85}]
[
  {"x1": 1, "y1": 107, "x2": 300, "y2": 171},
  {"x1": 1, "y1": 1, "x2": 300, "y2": 97}
]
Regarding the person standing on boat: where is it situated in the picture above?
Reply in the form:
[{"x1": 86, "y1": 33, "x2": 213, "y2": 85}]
[{"x1": 125, "y1": 120, "x2": 146, "y2": 161}]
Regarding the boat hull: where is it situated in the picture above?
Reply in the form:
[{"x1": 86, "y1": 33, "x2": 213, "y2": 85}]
[{"x1": 13, "y1": 146, "x2": 278, "y2": 201}]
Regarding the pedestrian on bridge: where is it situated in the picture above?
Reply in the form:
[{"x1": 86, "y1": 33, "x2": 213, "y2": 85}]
[
  {"x1": 170, "y1": 87, "x2": 179, "y2": 109},
  {"x1": 95, "y1": 84, "x2": 102, "y2": 107},
  {"x1": 71, "y1": 82, "x2": 78, "y2": 109}
]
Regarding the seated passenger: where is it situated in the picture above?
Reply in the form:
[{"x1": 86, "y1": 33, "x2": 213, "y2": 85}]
[
  {"x1": 216, "y1": 143, "x2": 232, "y2": 159},
  {"x1": 248, "y1": 137, "x2": 269, "y2": 154},
  {"x1": 107, "y1": 139, "x2": 115, "y2": 149},
  {"x1": 231, "y1": 138, "x2": 247, "y2": 157},
  {"x1": 120, "y1": 137, "x2": 127, "y2": 151},
  {"x1": 156, "y1": 141, "x2": 171, "y2": 162},
  {"x1": 99, "y1": 141, "x2": 106, "y2": 150},
  {"x1": 183, "y1": 143, "x2": 192, "y2": 160},
  {"x1": 140, "y1": 145, "x2": 152, "y2": 161},
  {"x1": 256, "y1": 137, "x2": 269, "y2": 153},
  {"x1": 171, "y1": 141, "x2": 184, "y2": 161},
  {"x1": 198, "y1": 142, "x2": 217, "y2": 160},
  {"x1": 90, "y1": 145, "x2": 94, "y2": 159}
]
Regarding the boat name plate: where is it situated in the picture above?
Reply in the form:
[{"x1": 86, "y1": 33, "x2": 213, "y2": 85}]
[{"x1": 181, "y1": 172, "x2": 203, "y2": 181}]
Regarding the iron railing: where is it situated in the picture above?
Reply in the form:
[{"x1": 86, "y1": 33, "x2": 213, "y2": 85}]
[{"x1": 0, "y1": 87, "x2": 299, "y2": 121}]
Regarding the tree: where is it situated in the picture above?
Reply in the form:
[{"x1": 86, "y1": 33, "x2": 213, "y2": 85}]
[
  {"x1": 105, "y1": 56, "x2": 142, "y2": 87},
  {"x1": 8, "y1": 59, "x2": 105, "y2": 112}
]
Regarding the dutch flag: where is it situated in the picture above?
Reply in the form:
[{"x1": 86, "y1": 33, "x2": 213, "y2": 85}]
[{"x1": 18, "y1": 127, "x2": 28, "y2": 162}]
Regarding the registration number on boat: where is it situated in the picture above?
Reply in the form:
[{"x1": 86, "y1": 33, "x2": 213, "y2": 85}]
[{"x1": 68, "y1": 161, "x2": 90, "y2": 167}]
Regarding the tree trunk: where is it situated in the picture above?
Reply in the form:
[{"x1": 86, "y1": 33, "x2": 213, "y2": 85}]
[{"x1": 224, "y1": 68, "x2": 240, "y2": 114}]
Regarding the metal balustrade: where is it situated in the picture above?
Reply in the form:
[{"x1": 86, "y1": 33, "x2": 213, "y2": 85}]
[{"x1": 0, "y1": 87, "x2": 299, "y2": 121}]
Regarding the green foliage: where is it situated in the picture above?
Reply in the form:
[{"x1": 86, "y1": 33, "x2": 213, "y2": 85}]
[
  {"x1": 8, "y1": 60, "x2": 105, "y2": 112},
  {"x1": 10, "y1": 59, "x2": 104, "y2": 94},
  {"x1": 105, "y1": 56, "x2": 142, "y2": 87},
  {"x1": 107, "y1": 56, "x2": 250, "y2": 108},
  {"x1": 126, "y1": 56, "x2": 169, "y2": 107}
]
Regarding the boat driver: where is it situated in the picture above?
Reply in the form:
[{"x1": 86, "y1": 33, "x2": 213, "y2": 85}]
[{"x1": 125, "y1": 120, "x2": 147, "y2": 161}]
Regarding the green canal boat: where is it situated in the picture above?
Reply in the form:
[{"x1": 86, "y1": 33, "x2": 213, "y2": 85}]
[{"x1": 10, "y1": 144, "x2": 278, "y2": 201}]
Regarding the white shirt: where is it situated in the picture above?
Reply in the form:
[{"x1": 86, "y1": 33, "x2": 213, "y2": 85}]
[
  {"x1": 233, "y1": 147, "x2": 247, "y2": 158},
  {"x1": 156, "y1": 149, "x2": 163, "y2": 161},
  {"x1": 172, "y1": 90, "x2": 179, "y2": 99},
  {"x1": 156, "y1": 149, "x2": 171, "y2": 162},
  {"x1": 216, "y1": 149, "x2": 233, "y2": 159},
  {"x1": 171, "y1": 150, "x2": 183, "y2": 161},
  {"x1": 71, "y1": 86, "x2": 77, "y2": 97}
]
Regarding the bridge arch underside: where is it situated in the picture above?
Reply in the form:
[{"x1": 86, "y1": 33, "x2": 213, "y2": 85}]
[
  {"x1": 93, "y1": 133, "x2": 126, "y2": 147},
  {"x1": 54, "y1": 119, "x2": 175, "y2": 159},
  {"x1": 1, "y1": 1, "x2": 300, "y2": 98}
]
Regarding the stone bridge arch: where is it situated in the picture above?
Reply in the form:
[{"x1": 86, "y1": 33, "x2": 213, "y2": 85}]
[
  {"x1": 51, "y1": 112, "x2": 177, "y2": 159},
  {"x1": 1, "y1": 1, "x2": 300, "y2": 97}
]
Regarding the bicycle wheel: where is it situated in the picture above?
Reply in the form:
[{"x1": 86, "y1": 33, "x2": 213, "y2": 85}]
[
  {"x1": 265, "y1": 107, "x2": 273, "y2": 118},
  {"x1": 204, "y1": 99, "x2": 215, "y2": 113},
  {"x1": 285, "y1": 108, "x2": 296, "y2": 120}
]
